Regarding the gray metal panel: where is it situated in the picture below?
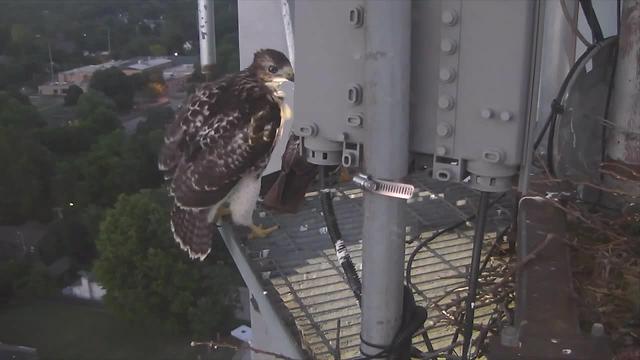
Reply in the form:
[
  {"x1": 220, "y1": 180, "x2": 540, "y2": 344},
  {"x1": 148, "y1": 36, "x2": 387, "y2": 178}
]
[
  {"x1": 411, "y1": 0, "x2": 537, "y2": 189},
  {"x1": 293, "y1": 0, "x2": 366, "y2": 147},
  {"x1": 410, "y1": 0, "x2": 442, "y2": 156},
  {"x1": 455, "y1": 1, "x2": 534, "y2": 172}
]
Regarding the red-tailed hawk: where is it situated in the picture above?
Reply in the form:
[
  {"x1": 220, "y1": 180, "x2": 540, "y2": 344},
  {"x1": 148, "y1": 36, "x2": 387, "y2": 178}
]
[{"x1": 159, "y1": 49, "x2": 294, "y2": 260}]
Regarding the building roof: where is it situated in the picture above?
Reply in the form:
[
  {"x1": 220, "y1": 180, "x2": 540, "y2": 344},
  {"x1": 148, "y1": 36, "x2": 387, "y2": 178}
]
[
  {"x1": 163, "y1": 64, "x2": 194, "y2": 80},
  {"x1": 126, "y1": 58, "x2": 172, "y2": 71},
  {"x1": 0, "y1": 221, "x2": 47, "y2": 261},
  {"x1": 58, "y1": 60, "x2": 125, "y2": 76},
  {"x1": 243, "y1": 172, "x2": 512, "y2": 358},
  {"x1": 0, "y1": 343, "x2": 38, "y2": 360}
]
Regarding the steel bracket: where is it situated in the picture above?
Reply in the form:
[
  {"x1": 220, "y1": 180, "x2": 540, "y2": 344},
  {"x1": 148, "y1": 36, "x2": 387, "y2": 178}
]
[{"x1": 352, "y1": 173, "x2": 415, "y2": 199}]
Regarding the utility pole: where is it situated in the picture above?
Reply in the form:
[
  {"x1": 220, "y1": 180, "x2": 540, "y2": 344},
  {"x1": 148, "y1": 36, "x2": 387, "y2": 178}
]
[
  {"x1": 107, "y1": 27, "x2": 111, "y2": 54},
  {"x1": 606, "y1": 0, "x2": 640, "y2": 197},
  {"x1": 359, "y1": 1, "x2": 412, "y2": 358},
  {"x1": 47, "y1": 41, "x2": 54, "y2": 82},
  {"x1": 197, "y1": 0, "x2": 217, "y2": 80}
]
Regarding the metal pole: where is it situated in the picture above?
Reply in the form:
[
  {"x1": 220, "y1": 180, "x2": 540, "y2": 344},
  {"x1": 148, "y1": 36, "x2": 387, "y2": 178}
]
[
  {"x1": 280, "y1": 0, "x2": 295, "y2": 67},
  {"x1": 360, "y1": 0, "x2": 411, "y2": 358},
  {"x1": 107, "y1": 27, "x2": 111, "y2": 54},
  {"x1": 519, "y1": 0, "x2": 578, "y2": 194},
  {"x1": 197, "y1": 0, "x2": 217, "y2": 78},
  {"x1": 461, "y1": 191, "x2": 490, "y2": 359},
  {"x1": 605, "y1": 0, "x2": 640, "y2": 195},
  {"x1": 48, "y1": 41, "x2": 54, "y2": 83}
]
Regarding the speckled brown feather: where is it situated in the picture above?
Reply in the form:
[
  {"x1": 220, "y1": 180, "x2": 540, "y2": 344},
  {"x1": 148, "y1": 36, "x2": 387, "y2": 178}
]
[{"x1": 158, "y1": 60, "x2": 285, "y2": 259}]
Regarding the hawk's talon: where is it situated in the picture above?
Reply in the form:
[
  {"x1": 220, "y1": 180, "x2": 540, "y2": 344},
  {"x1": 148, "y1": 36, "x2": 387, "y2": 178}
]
[
  {"x1": 212, "y1": 206, "x2": 232, "y2": 224},
  {"x1": 217, "y1": 206, "x2": 232, "y2": 218},
  {"x1": 248, "y1": 224, "x2": 279, "y2": 239}
]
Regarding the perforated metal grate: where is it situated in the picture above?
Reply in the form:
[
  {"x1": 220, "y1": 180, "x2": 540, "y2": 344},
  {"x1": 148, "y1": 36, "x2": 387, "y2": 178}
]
[{"x1": 244, "y1": 171, "x2": 513, "y2": 359}]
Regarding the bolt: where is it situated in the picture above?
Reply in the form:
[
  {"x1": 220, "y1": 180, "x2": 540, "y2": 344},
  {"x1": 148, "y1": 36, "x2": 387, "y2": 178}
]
[
  {"x1": 500, "y1": 111, "x2": 513, "y2": 121},
  {"x1": 436, "y1": 146, "x2": 447, "y2": 156},
  {"x1": 439, "y1": 67, "x2": 456, "y2": 83},
  {"x1": 438, "y1": 95, "x2": 455, "y2": 110},
  {"x1": 562, "y1": 349, "x2": 572, "y2": 355},
  {"x1": 437, "y1": 123, "x2": 453, "y2": 137},
  {"x1": 481, "y1": 108, "x2": 493, "y2": 119},
  {"x1": 441, "y1": 38, "x2": 457, "y2": 55},
  {"x1": 441, "y1": 10, "x2": 458, "y2": 26}
]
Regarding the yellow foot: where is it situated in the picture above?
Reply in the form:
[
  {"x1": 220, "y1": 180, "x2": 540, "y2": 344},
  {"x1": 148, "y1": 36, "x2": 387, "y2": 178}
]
[
  {"x1": 212, "y1": 206, "x2": 232, "y2": 223},
  {"x1": 339, "y1": 167, "x2": 351, "y2": 183},
  {"x1": 217, "y1": 206, "x2": 232, "y2": 218},
  {"x1": 248, "y1": 224, "x2": 279, "y2": 239}
]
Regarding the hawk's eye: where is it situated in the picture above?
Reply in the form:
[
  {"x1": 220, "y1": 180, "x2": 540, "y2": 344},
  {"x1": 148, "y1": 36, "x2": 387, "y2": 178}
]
[{"x1": 268, "y1": 65, "x2": 278, "y2": 74}]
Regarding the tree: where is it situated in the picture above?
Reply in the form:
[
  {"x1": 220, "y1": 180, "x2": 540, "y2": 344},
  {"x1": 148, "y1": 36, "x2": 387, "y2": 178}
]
[
  {"x1": 0, "y1": 91, "x2": 45, "y2": 129},
  {"x1": 76, "y1": 90, "x2": 116, "y2": 119},
  {"x1": 53, "y1": 129, "x2": 163, "y2": 208},
  {"x1": 36, "y1": 126, "x2": 94, "y2": 155},
  {"x1": 0, "y1": 127, "x2": 53, "y2": 225},
  {"x1": 94, "y1": 190, "x2": 236, "y2": 337},
  {"x1": 64, "y1": 84, "x2": 84, "y2": 106},
  {"x1": 149, "y1": 44, "x2": 167, "y2": 57},
  {"x1": 0, "y1": 260, "x2": 56, "y2": 306},
  {"x1": 38, "y1": 206, "x2": 102, "y2": 270},
  {"x1": 75, "y1": 90, "x2": 121, "y2": 136},
  {"x1": 89, "y1": 67, "x2": 134, "y2": 112}
]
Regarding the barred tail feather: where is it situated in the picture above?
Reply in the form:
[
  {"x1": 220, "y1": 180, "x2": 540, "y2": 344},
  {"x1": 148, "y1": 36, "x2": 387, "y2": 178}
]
[{"x1": 170, "y1": 203, "x2": 214, "y2": 261}]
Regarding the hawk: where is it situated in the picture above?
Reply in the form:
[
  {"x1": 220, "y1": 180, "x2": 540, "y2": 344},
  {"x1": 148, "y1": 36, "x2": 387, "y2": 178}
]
[{"x1": 159, "y1": 49, "x2": 294, "y2": 260}]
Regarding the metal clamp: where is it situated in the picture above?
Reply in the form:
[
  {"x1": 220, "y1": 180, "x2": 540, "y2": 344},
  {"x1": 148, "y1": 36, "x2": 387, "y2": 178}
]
[{"x1": 352, "y1": 173, "x2": 415, "y2": 199}]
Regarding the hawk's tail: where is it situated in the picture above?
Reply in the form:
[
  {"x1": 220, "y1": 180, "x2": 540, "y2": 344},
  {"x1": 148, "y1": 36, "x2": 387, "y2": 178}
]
[{"x1": 170, "y1": 203, "x2": 213, "y2": 261}]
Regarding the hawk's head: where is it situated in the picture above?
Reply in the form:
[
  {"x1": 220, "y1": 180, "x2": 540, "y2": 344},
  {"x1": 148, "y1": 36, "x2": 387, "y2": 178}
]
[{"x1": 250, "y1": 49, "x2": 295, "y2": 86}]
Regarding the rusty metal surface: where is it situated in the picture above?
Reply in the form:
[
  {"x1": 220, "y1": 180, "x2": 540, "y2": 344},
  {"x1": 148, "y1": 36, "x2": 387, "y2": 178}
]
[{"x1": 488, "y1": 197, "x2": 613, "y2": 360}]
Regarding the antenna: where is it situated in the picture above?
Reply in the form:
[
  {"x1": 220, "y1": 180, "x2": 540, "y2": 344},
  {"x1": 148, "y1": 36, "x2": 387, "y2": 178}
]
[{"x1": 197, "y1": 0, "x2": 217, "y2": 79}]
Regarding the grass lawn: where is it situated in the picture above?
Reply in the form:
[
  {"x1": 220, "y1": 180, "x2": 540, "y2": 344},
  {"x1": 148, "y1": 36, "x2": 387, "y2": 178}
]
[{"x1": 0, "y1": 300, "x2": 234, "y2": 360}]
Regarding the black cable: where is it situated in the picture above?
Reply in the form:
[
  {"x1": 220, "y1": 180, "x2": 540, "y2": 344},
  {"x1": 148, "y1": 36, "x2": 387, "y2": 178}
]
[
  {"x1": 594, "y1": 36, "x2": 619, "y2": 208},
  {"x1": 461, "y1": 191, "x2": 490, "y2": 360},
  {"x1": 405, "y1": 193, "x2": 506, "y2": 288},
  {"x1": 532, "y1": 42, "x2": 600, "y2": 176},
  {"x1": 319, "y1": 166, "x2": 362, "y2": 305},
  {"x1": 579, "y1": 0, "x2": 605, "y2": 42}
]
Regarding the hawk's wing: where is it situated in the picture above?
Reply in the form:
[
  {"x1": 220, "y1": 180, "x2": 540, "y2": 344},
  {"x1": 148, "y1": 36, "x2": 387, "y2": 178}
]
[{"x1": 159, "y1": 78, "x2": 282, "y2": 209}]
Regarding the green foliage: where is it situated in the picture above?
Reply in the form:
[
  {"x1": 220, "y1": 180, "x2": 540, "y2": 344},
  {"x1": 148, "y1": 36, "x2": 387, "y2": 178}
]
[
  {"x1": 76, "y1": 90, "x2": 121, "y2": 135},
  {"x1": 94, "y1": 190, "x2": 235, "y2": 337},
  {"x1": 38, "y1": 207, "x2": 102, "y2": 270},
  {"x1": 9, "y1": 24, "x2": 31, "y2": 45},
  {"x1": 149, "y1": 44, "x2": 167, "y2": 57},
  {"x1": 36, "y1": 126, "x2": 94, "y2": 155},
  {"x1": 0, "y1": 127, "x2": 53, "y2": 225},
  {"x1": 0, "y1": 260, "x2": 56, "y2": 305},
  {"x1": 64, "y1": 85, "x2": 84, "y2": 106},
  {"x1": 76, "y1": 90, "x2": 116, "y2": 119},
  {"x1": 89, "y1": 67, "x2": 134, "y2": 112},
  {"x1": 139, "y1": 106, "x2": 174, "y2": 134},
  {"x1": 0, "y1": 91, "x2": 45, "y2": 129},
  {"x1": 52, "y1": 129, "x2": 163, "y2": 208},
  {"x1": 83, "y1": 107, "x2": 121, "y2": 135}
]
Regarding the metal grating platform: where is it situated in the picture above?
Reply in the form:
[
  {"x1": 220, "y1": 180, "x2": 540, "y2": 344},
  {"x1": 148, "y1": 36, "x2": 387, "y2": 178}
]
[{"x1": 242, "y1": 172, "x2": 513, "y2": 359}]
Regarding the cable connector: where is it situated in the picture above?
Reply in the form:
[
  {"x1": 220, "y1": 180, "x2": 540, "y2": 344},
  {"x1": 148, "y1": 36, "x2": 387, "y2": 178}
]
[{"x1": 353, "y1": 173, "x2": 415, "y2": 199}]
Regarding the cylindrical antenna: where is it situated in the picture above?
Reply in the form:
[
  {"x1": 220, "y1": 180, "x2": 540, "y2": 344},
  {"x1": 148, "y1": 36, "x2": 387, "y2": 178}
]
[{"x1": 197, "y1": 0, "x2": 217, "y2": 79}]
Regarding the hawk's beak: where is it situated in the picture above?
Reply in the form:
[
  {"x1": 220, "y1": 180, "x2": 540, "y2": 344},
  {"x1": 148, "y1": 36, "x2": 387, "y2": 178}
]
[{"x1": 286, "y1": 70, "x2": 294, "y2": 83}]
